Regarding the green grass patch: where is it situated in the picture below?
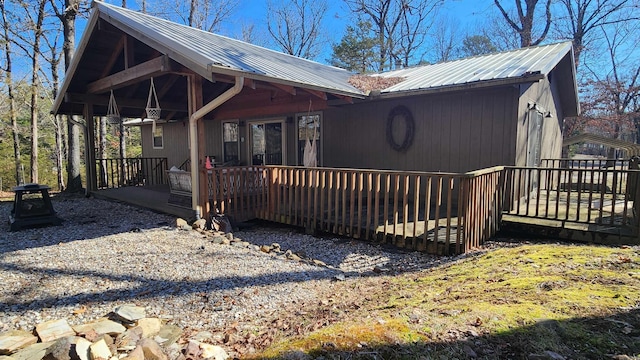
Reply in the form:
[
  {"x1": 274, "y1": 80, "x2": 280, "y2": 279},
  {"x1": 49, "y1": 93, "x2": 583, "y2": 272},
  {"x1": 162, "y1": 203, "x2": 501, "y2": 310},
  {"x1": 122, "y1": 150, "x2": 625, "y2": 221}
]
[{"x1": 249, "y1": 243, "x2": 640, "y2": 359}]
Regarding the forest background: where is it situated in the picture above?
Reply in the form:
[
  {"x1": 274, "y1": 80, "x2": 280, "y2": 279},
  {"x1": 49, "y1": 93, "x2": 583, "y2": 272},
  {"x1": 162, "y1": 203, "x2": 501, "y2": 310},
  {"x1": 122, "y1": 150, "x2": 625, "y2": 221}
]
[{"x1": 0, "y1": 0, "x2": 638, "y2": 192}]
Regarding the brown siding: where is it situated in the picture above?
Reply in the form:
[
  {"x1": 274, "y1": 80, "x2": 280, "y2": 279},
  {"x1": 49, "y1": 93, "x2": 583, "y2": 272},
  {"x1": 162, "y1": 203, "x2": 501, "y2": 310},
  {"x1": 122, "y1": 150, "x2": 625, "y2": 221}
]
[
  {"x1": 323, "y1": 87, "x2": 519, "y2": 173},
  {"x1": 141, "y1": 122, "x2": 189, "y2": 168},
  {"x1": 204, "y1": 120, "x2": 223, "y2": 163},
  {"x1": 516, "y1": 75, "x2": 564, "y2": 167}
]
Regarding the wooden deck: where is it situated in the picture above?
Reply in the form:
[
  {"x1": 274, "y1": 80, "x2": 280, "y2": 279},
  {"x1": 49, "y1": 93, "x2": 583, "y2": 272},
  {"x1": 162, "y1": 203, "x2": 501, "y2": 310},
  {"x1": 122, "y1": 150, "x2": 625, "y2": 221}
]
[
  {"x1": 88, "y1": 162, "x2": 640, "y2": 255},
  {"x1": 93, "y1": 185, "x2": 195, "y2": 221}
]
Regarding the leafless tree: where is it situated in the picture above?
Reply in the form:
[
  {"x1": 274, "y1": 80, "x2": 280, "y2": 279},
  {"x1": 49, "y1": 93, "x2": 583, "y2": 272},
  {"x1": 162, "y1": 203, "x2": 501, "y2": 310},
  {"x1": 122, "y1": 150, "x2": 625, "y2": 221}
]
[
  {"x1": 555, "y1": 0, "x2": 638, "y2": 67},
  {"x1": 395, "y1": 0, "x2": 441, "y2": 67},
  {"x1": 0, "y1": 0, "x2": 23, "y2": 185},
  {"x1": 345, "y1": 0, "x2": 443, "y2": 71},
  {"x1": 237, "y1": 22, "x2": 270, "y2": 47},
  {"x1": 41, "y1": 22, "x2": 66, "y2": 191},
  {"x1": 576, "y1": 21, "x2": 640, "y2": 149},
  {"x1": 50, "y1": 0, "x2": 84, "y2": 192},
  {"x1": 430, "y1": 15, "x2": 460, "y2": 62},
  {"x1": 493, "y1": 0, "x2": 552, "y2": 47},
  {"x1": 266, "y1": 0, "x2": 329, "y2": 59},
  {"x1": 11, "y1": 0, "x2": 49, "y2": 184},
  {"x1": 159, "y1": 0, "x2": 237, "y2": 32},
  {"x1": 478, "y1": 12, "x2": 521, "y2": 51}
]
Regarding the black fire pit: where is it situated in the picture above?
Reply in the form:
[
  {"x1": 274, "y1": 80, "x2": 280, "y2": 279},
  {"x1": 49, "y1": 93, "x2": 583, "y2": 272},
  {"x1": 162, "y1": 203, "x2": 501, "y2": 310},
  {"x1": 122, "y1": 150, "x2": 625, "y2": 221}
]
[{"x1": 9, "y1": 184, "x2": 62, "y2": 231}]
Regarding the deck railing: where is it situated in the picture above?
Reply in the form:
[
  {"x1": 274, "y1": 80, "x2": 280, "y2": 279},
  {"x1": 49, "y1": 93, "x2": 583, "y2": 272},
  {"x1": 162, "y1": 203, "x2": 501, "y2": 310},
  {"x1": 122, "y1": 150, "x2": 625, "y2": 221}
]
[
  {"x1": 207, "y1": 166, "x2": 504, "y2": 255},
  {"x1": 96, "y1": 157, "x2": 168, "y2": 189},
  {"x1": 503, "y1": 166, "x2": 640, "y2": 237},
  {"x1": 541, "y1": 158, "x2": 630, "y2": 170}
]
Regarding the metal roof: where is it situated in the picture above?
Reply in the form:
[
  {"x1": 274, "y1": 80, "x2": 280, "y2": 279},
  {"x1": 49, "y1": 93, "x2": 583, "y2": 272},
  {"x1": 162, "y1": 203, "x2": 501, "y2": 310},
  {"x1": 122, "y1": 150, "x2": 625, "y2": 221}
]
[
  {"x1": 563, "y1": 133, "x2": 640, "y2": 157},
  {"x1": 377, "y1": 42, "x2": 575, "y2": 94},
  {"x1": 94, "y1": 1, "x2": 365, "y2": 97}
]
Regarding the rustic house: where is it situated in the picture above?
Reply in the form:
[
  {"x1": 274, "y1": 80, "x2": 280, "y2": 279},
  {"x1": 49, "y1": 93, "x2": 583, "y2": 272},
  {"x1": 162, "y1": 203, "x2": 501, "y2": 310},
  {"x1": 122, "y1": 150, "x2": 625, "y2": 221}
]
[{"x1": 52, "y1": 1, "x2": 579, "y2": 224}]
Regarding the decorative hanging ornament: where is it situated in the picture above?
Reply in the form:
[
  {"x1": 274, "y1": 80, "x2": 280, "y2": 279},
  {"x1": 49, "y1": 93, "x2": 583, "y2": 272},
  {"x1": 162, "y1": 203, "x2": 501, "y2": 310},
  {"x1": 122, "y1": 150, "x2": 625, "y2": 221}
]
[
  {"x1": 145, "y1": 77, "x2": 161, "y2": 120},
  {"x1": 106, "y1": 90, "x2": 121, "y2": 124}
]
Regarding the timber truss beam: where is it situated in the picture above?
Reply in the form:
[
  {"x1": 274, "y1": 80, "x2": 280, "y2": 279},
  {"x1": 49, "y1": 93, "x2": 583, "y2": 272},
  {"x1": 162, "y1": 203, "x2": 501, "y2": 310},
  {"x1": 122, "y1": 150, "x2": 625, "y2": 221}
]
[
  {"x1": 87, "y1": 55, "x2": 174, "y2": 94},
  {"x1": 64, "y1": 93, "x2": 187, "y2": 113}
]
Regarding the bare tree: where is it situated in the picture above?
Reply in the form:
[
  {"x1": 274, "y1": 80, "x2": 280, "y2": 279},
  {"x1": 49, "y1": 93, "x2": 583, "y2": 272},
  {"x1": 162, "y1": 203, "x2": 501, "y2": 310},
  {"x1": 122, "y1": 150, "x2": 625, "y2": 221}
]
[
  {"x1": 50, "y1": 0, "x2": 84, "y2": 192},
  {"x1": 480, "y1": 11, "x2": 521, "y2": 51},
  {"x1": 11, "y1": 0, "x2": 49, "y2": 184},
  {"x1": 42, "y1": 22, "x2": 66, "y2": 191},
  {"x1": 576, "y1": 21, "x2": 640, "y2": 149},
  {"x1": 238, "y1": 22, "x2": 270, "y2": 46},
  {"x1": 345, "y1": 0, "x2": 404, "y2": 71},
  {"x1": 430, "y1": 15, "x2": 460, "y2": 62},
  {"x1": 555, "y1": 0, "x2": 638, "y2": 67},
  {"x1": 0, "y1": 0, "x2": 23, "y2": 185},
  {"x1": 160, "y1": 0, "x2": 237, "y2": 32},
  {"x1": 345, "y1": 0, "x2": 443, "y2": 71},
  {"x1": 493, "y1": 0, "x2": 552, "y2": 47},
  {"x1": 267, "y1": 0, "x2": 328, "y2": 59},
  {"x1": 395, "y1": 0, "x2": 441, "y2": 67}
]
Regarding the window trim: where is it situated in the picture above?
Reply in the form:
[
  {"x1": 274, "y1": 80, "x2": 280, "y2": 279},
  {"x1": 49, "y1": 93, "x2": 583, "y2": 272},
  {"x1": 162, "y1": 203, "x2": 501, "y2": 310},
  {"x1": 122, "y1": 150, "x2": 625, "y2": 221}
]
[
  {"x1": 295, "y1": 111, "x2": 322, "y2": 166},
  {"x1": 152, "y1": 124, "x2": 164, "y2": 149},
  {"x1": 247, "y1": 118, "x2": 286, "y2": 165},
  {"x1": 221, "y1": 120, "x2": 240, "y2": 164}
]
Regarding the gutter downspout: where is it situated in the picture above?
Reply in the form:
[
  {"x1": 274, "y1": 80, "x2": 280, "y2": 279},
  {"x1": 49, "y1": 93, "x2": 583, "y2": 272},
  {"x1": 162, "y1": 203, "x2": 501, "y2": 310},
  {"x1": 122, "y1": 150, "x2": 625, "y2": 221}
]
[{"x1": 189, "y1": 76, "x2": 244, "y2": 219}]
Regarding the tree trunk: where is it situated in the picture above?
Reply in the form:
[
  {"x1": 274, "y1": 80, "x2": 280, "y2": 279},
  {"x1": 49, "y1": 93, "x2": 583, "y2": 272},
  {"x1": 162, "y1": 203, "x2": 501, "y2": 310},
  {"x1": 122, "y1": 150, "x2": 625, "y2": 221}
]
[
  {"x1": 1, "y1": 0, "x2": 23, "y2": 186},
  {"x1": 67, "y1": 117, "x2": 82, "y2": 191},
  {"x1": 59, "y1": 0, "x2": 83, "y2": 192},
  {"x1": 29, "y1": 0, "x2": 47, "y2": 184},
  {"x1": 54, "y1": 115, "x2": 66, "y2": 191}
]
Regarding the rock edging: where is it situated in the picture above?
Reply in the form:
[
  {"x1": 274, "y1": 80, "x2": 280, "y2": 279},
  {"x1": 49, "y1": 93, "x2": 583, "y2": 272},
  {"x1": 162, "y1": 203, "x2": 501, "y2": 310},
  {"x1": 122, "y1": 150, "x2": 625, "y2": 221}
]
[{"x1": 0, "y1": 304, "x2": 228, "y2": 360}]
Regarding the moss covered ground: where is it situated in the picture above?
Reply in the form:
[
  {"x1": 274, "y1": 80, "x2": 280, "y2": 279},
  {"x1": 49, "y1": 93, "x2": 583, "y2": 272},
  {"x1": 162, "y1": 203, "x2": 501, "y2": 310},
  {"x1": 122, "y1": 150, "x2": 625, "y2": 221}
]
[{"x1": 246, "y1": 241, "x2": 640, "y2": 359}]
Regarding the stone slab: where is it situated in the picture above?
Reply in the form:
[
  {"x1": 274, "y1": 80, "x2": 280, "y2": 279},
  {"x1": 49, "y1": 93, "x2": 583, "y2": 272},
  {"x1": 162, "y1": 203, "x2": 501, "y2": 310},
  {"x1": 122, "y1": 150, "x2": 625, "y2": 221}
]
[
  {"x1": 35, "y1": 320, "x2": 76, "y2": 343},
  {"x1": 0, "y1": 331, "x2": 38, "y2": 355},
  {"x1": 73, "y1": 320, "x2": 126, "y2": 337}
]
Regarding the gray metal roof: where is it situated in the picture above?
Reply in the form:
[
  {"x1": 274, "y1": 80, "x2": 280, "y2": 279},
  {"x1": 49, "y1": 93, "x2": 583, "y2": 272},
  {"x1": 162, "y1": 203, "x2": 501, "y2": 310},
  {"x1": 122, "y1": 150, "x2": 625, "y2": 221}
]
[
  {"x1": 95, "y1": 1, "x2": 365, "y2": 97},
  {"x1": 377, "y1": 42, "x2": 574, "y2": 94},
  {"x1": 563, "y1": 133, "x2": 640, "y2": 157}
]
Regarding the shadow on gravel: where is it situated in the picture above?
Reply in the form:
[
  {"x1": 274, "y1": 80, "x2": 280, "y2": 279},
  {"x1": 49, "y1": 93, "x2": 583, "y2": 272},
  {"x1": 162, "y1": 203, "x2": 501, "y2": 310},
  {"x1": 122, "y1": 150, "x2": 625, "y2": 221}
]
[
  {"x1": 0, "y1": 193, "x2": 175, "y2": 253},
  {"x1": 258, "y1": 307, "x2": 640, "y2": 360},
  {"x1": 0, "y1": 195, "x2": 467, "y2": 314}
]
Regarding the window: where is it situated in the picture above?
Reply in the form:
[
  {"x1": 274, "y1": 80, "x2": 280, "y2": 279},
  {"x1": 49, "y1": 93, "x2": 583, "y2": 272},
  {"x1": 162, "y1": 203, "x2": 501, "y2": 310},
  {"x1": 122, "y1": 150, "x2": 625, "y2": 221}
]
[
  {"x1": 297, "y1": 112, "x2": 321, "y2": 166},
  {"x1": 152, "y1": 124, "x2": 163, "y2": 149},
  {"x1": 222, "y1": 122, "x2": 239, "y2": 163}
]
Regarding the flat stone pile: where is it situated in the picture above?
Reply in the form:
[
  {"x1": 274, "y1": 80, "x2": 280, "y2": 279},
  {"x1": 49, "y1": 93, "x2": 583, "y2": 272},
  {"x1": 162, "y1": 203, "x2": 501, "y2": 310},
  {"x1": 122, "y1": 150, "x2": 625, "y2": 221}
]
[{"x1": 0, "y1": 304, "x2": 228, "y2": 360}]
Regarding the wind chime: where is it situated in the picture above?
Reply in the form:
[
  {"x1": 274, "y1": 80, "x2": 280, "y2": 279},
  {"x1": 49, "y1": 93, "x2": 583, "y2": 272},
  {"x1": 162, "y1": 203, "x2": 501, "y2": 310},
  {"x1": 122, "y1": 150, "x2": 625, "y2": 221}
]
[
  {"x1": 106, "y1": 90, "x2": 121, "y2": 124},
  {"x1": 146, "y1": 77, "x2": 161, "y2": 133}
]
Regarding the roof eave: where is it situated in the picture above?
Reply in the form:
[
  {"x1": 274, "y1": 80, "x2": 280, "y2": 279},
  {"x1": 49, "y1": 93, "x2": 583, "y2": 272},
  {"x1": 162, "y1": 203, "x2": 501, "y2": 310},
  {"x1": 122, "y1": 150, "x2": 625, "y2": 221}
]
[
  {"x1": 206, "y1": 64, "x2": 366, "y2": 99},
  {"x1": 97, "y1": 4, "x2": 213, "y2": 81},
  {"x1": 375, "y1": 74, "x2": 545, "y2": 100},
  {"x1": 51, "y1": 4, "x2": 101, "y2": 115}
]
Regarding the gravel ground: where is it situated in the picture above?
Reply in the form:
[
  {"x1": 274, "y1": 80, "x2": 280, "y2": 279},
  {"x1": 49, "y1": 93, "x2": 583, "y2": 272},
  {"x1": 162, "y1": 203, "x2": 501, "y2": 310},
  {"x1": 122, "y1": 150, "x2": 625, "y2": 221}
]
[{"x1": 0, "y1": 194, "x2": 447, "y2": 343}]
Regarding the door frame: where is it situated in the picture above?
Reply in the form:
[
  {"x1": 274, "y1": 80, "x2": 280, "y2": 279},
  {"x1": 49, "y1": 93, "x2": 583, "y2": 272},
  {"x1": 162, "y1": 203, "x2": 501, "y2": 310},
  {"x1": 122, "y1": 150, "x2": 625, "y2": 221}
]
[{"x1": 247, "y1": 118, "x2": 287, "y2": 165}]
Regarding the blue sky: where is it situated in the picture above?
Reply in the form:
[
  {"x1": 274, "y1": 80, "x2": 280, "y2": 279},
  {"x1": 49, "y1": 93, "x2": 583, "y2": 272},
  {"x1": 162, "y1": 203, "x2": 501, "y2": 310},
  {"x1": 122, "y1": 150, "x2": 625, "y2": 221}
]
[{"x1": 92, "y1": 0, "x2": 501, "y2": 65}]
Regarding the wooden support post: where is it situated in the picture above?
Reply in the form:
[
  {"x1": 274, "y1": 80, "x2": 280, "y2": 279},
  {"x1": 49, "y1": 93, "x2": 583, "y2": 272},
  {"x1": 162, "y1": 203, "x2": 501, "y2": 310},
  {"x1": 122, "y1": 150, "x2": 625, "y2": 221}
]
[{"x1": 83, "y1": 103, "x2": 97, "y2": 193}]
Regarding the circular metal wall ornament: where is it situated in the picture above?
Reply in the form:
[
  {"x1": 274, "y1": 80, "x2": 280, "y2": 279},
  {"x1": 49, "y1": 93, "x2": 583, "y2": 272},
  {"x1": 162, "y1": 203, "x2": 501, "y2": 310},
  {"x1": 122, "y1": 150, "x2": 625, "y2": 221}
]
[{"x1": 386, "y1": 105, "x2": 415, "y2": 152}]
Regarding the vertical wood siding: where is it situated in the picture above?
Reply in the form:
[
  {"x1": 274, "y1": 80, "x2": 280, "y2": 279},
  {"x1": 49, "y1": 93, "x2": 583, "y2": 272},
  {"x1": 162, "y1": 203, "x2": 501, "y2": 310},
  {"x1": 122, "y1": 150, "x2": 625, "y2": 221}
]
[
  {"x1": 141, "y1": 122, "x2": 190, "y2": 168},
  {"x1": 516, "y1": 73, "x2": 564, "y2": 167},
  {"x1": 323, "y1": 87, "x2": 519, "y2": 173}
]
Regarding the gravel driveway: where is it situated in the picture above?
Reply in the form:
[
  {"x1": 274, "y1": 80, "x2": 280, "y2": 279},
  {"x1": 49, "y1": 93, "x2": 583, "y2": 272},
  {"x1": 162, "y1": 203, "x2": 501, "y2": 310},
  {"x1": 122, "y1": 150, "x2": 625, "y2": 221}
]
[{"x1": 0, "y1": 194, "x2": 445, "y2": 354}]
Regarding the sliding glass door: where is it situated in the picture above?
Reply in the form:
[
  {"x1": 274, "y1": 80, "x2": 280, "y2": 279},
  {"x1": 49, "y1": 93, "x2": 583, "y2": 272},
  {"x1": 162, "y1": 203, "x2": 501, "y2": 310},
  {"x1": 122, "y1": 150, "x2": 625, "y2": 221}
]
[{"x1": 249, "y1": 120, "x2": 284, "y2": 165}]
